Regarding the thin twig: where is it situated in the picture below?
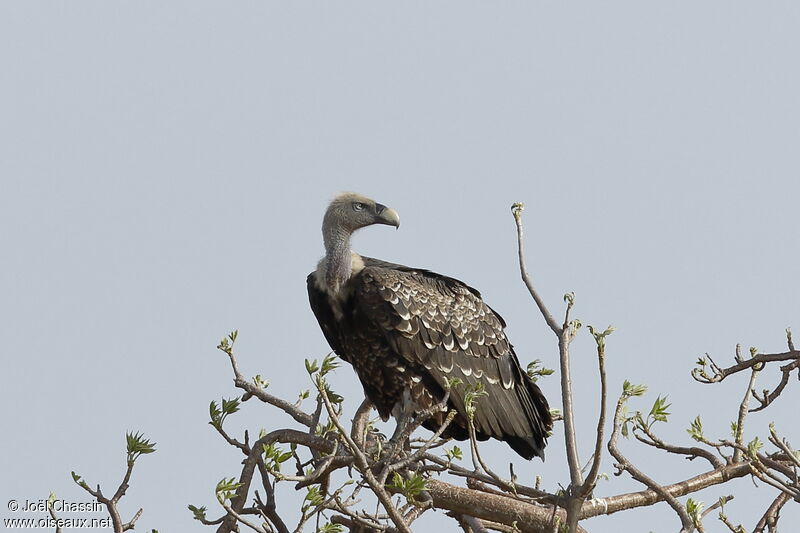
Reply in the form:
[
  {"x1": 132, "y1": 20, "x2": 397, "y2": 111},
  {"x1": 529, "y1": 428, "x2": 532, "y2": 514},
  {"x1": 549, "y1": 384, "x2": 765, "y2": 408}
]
[
  {"x1": 389, "y1": 410, "x2": 457, "y2": 473},
  {"x1": 607, "y1": 394, "x2": 695, "y2": 533},
  {"x1": 317, "y1": 383, "x2": 413, "y2": 533},
  {"x1": 733, "y1": 366, "x2": 760, "y2": 463},
  {"x1": 633, "y1": 424, "x2": 724, "y2": 469},
  {"x1": 580, "y1": 338, "x2": 608, "y2": 496},
  {"x1": 767, "y1": 424, "x2": 800, "y2": 469},
  {"x1": 74, "y1": 462, "x2": 143, "y2": 533},
  {"x1": 701, "y1": 495, "x2": 733, "y2": 520},
  {"x1": 511, "y1": 203, "x2": 562, "y2": 336},
  {"x1": 223, "y1": 346, "x2": 314, "y2": 427},
  {"x1": 751, "y1": 359, "x2": 800, "y2": 412},
  {"x1": 47, "y1": 497, "x2": 63, "y2": 533},
  {"x1": 692, "y1": 350, "x2": 799, "y2": 384}
]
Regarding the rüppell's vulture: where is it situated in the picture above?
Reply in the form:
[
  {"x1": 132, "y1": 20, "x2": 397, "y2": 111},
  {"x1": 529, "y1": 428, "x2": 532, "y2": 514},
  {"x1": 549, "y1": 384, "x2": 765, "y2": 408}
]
[{"x1": 307, "y1": 192, "x2": 552, "y2": 460}]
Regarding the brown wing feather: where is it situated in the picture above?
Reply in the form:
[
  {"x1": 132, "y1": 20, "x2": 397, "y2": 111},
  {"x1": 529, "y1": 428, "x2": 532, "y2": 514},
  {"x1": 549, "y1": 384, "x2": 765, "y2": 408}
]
[{"x1": 354, "y1": 263, "x2": 552, "y2": 460}]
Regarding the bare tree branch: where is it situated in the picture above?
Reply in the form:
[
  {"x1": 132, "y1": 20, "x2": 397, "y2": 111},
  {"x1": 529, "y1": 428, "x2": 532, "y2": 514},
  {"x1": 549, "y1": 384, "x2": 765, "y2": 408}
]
[
  {"x1": 692, "y1": 349, "x2": 799, "y2": 385},
  {"x1": 751, "y1": 359, "x2": 800, "y2": 412},
  {"x1": 511, "y1": 203, "x2": 562, "y2": 337},
  {"x1": 579, "y1": 333, "x2": 608, "y2": 496},
  {"x1": 733, "y1": 366, "x2": 760, "y2": 463},
  {"x1": 316, "y1": 381, "x2": 413, "y2": 533},
  {"x1": 423, "y1": 479, "x2": 585, "y2": 533},
  {"x1": 753, "y1": 492, "x2": 791, "y2": 533},
  {"x1": 633, "y1": 424, "x2": 724, "y2": 470},
  {"x1": 608, "y1": 392, "x2": 695, "y2": 533},
  {"x1": 579, "y1": 462, "x2": 752, "y2": 519}
]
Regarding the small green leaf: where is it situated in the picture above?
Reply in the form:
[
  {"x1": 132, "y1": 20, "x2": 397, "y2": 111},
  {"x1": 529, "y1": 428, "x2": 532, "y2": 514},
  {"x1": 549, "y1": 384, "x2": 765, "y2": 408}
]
[
  {"x1": 588, "y1": 324, "x2": 616, "y2": 350},
  {"x1": 215, "y1": 477, "x2": 242, "y2": 504},
  {"x1": 647, "y1": 396, "x2": 671, "y2": 426},
  {"x1": 319, "y1": 353, "x2": 340, "y2": 376},
  {"x1": 464, "y1": 382, "x2": 488, "y2": 420},
  {"x1": 217, "y1": 337, "x2": 230, "y2": 352},
  {"x1": 126, "y1": 431, "x2": 156, "y2": 465},
  {"x1": 70, "y1": 471, "x2": 89, "y2": 490},
  {"x1": 686, "y1": 498, "x2": 704, "y2": 527},
  {"x1": 302, "y1": 486, "x2": 324, "y2": 512},
  {"x1": 209, "y1": 401, "x2": 221, "y2": 426},
  {"x1": 622, "y1": 380, "x2": 647, "y2": 398},
  {"x1": 387, "y1": 472, "x2": 427, "y2": 504},
  {"x1": 687, "y1": 416, "x2": 704, "y2": 442},
  {"x1": 188, "y1": 504, "x2": 208, "y2": 522},
  {"x1": 526, "y1": 360, "x2": 555, "y2": 383},
  {"x1": 747, "y1": 436, "x2": 764, "y2": 458},
  {"x1": 445, "y1": 377, "x2": 463, "y2": 390},
  {"x1": 222, "y1": 398, "x2": 240, "y2": 416},
  {"x1": 210, "y1": 398, "x2": 240, "y2": 428},
  {"x1": 445, "y1": 445, "x2": 463, "y2": 462}
]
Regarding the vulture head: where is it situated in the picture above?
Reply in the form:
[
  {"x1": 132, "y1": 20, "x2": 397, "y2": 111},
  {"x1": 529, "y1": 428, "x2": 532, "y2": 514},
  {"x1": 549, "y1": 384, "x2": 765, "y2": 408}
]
[
  {"x1": 320, "y1": 192, "x2": 400, "y2": 293},
  {"x1": 323, "y1": 192, "x2": 400, "y2": 239}
]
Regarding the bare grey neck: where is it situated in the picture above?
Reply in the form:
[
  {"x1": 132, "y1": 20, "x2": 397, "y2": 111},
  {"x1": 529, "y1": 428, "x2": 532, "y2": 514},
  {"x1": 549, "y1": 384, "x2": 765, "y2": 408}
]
[{"x1": 323, "y1": 223, "x2": 352, "y2": 292}]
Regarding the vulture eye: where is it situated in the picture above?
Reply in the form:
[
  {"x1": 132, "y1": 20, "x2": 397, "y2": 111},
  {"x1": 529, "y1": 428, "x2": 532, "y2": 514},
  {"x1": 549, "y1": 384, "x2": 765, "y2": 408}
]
[{"x1": 352, "y1": 202, "x2": 365, "y2": 211}]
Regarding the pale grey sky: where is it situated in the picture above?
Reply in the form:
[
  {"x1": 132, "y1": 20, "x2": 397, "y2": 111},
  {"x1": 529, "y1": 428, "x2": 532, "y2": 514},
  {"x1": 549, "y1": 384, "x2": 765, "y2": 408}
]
[{"x1": 1, "y1": 3, "x2": 798, "y2": 532}]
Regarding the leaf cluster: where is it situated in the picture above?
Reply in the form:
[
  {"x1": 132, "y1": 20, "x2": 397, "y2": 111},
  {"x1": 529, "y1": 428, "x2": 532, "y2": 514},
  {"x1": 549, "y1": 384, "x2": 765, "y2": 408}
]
[
  {"x1": 209, "y1": 398, "x2": 241, "y2": 430},
  {"x1": 464, "y1": 382, "x2": 488, "y2": 420},
  {"x1": 215, "y1": 477, "x2": 242, "y2": 505},
  {"x1": 526, "y1": 359, "x2": 555, "y2": 383},
  {"x1": 387, "y1": 472, "x2": 427, "y2": 504},
  {"x1": 263, "y1": 442, "x2": 294, "y2": 473},
  {"x1": 126, "y1": 431, "x2": 156, "y2": 466},
  {"x1": 217, "y1": 330, "x2": 238, "y2": 355}
]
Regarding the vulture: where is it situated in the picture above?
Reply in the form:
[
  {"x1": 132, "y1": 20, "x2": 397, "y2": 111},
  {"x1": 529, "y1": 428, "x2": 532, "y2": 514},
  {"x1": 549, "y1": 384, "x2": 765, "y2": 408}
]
[{"x1": 307, "y1": 192, "x2": 552, "y2": 460}]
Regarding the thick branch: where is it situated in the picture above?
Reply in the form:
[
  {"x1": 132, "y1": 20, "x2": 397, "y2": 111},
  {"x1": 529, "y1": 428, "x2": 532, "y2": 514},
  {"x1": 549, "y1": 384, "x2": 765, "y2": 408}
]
[
  {"x1": 579, "y1": 462, "x2": 752, "y2": 518},
  {"x1": 424, "y1": 479, "x2": 586, "y2": 533},
  {"x1": 753, "y1": 492, "x2": 791, "y2": 533}
]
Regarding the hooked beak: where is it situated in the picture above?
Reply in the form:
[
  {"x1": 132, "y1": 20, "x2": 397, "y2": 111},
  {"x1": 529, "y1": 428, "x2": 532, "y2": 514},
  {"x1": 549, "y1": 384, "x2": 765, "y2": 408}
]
[{"x1": 375, "y1": 204, "x2": 400, "y2": 229}]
